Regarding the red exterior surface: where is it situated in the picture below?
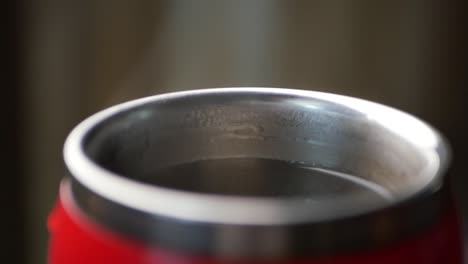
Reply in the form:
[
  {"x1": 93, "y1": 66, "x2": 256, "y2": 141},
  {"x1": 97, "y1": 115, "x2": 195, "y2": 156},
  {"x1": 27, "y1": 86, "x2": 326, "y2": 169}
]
[{"x1": 48, "y1": 198, "x2": 463, "y2": 264}]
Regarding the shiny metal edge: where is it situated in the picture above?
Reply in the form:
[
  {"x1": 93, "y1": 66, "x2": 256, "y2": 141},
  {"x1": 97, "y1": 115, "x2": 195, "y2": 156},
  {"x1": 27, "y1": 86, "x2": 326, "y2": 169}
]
[
  {"x1": 63, "y1": 87, "x2": 450, "y2": 226},
  {"x1": 65, "y1": 177, "x2": 450, "y2": 259}
]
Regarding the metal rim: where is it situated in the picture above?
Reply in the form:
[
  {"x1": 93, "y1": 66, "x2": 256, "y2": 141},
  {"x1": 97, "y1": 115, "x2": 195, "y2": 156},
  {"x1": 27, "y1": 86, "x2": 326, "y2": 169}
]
[{"x1": 64, "y1": 87, "x2": 450, "y2": 226}]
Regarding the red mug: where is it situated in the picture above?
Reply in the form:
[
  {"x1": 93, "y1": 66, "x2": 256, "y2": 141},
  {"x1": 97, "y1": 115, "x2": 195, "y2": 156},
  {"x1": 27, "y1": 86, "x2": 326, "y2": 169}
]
[{"x1": 49, "y1": 88, "x2": 463, "y2": 263}]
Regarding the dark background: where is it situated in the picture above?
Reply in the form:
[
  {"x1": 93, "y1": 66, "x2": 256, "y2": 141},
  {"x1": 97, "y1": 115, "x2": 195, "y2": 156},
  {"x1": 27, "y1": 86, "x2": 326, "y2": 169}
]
[
  {"x1": 4, "y1": 1, "x2": 467, "y2": 263},
  {"x1": 4, "y1": 0, "x2": 25, "y2": 263}
]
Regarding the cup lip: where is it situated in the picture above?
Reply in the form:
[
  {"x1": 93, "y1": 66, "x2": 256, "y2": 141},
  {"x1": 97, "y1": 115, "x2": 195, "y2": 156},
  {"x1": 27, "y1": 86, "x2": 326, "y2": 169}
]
[{"x1": 64, "y1": 87, "x2": 451, "y2": 225}]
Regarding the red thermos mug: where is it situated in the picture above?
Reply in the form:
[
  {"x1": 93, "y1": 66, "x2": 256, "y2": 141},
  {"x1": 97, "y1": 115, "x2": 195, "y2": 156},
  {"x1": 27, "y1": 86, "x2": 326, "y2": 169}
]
[{"x1": 48, "y1": 88, "x2": 463, "y2": 264}]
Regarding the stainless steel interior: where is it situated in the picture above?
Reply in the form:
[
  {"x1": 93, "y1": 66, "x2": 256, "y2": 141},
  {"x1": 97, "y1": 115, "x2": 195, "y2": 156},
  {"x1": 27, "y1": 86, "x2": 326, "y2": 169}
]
[{"x1": 83, "y1": 88, "x2": 444, "y2": 201}]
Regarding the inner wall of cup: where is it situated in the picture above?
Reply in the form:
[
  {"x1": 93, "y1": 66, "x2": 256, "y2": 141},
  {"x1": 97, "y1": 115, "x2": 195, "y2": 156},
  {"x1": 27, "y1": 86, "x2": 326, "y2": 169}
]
[{"x1": 83, "y1": 92, "x2": 428, "y2": 197}]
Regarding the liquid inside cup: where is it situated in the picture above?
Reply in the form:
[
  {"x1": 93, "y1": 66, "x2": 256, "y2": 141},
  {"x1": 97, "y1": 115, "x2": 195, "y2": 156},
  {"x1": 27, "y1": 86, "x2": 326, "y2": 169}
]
[{"x1": 138, "y1": 157, "x2": 391, "y2": 201}]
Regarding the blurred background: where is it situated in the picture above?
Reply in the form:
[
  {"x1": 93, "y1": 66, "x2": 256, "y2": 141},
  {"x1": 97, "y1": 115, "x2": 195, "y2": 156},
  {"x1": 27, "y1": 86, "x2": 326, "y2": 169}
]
[{"x1": 4, "y1": 0, "x2": 467, "y2": 263}]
